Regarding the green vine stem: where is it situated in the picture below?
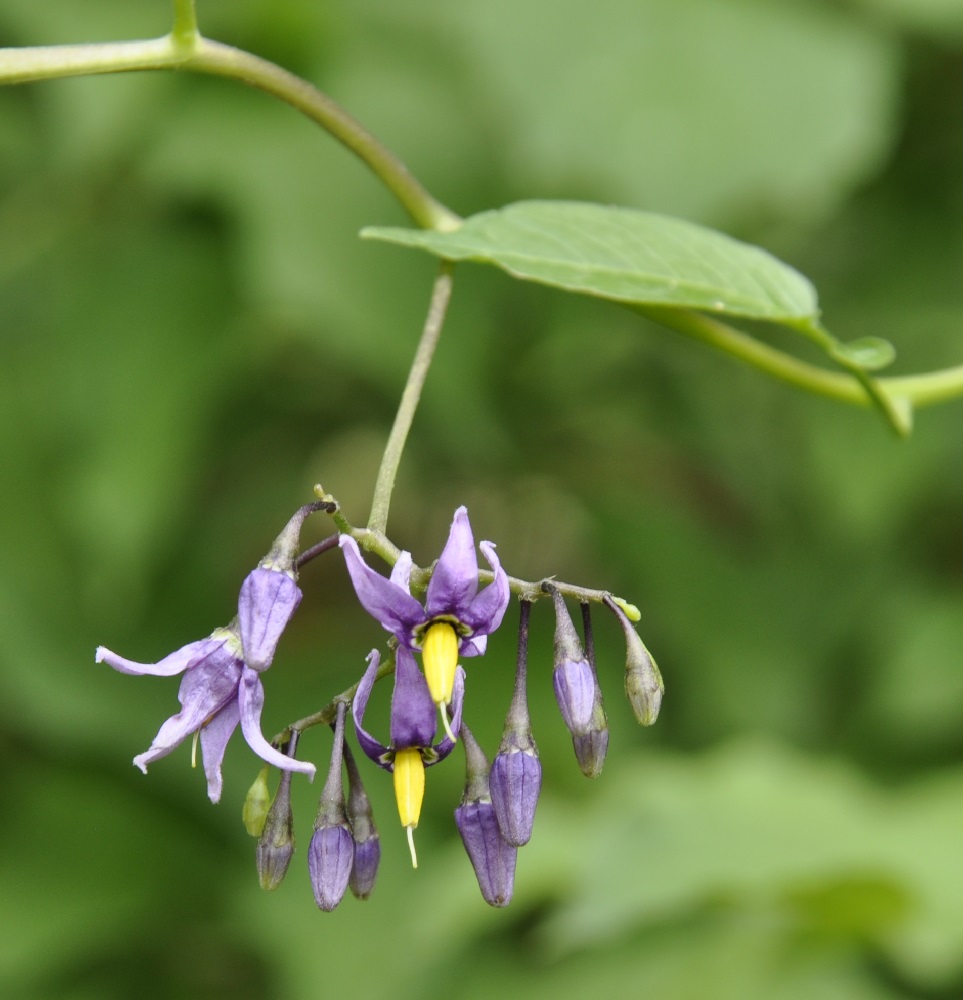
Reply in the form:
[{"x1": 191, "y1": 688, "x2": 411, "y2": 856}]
[
  {"x1": 0, "y1": 29, "x2": 460, "y2": 233},
  {"x1": 641, "y1": 306, "x2": 963, "y2": 429}
]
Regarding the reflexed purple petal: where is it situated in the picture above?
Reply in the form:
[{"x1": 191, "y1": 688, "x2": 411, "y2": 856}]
[
  {"x1": 389, "y1": 550, "x2": 413, "y2": 593},
  {"x1": 352, "y1": 650, "x2": 390, "y2": 766},
  {"x1": 455, "y1": 800, "x2": 517, "y2": 907},
  {"x1": 425, "y1": 507, "x2": 478, "y2": 619},
  {"x1": 489, "y1": 749, "x2": 542, "y2": 847},
  {"x1": 238, "y1": 667, "x2": 317, "y2": 779},
  {"x1": 389, "y1": 646, "x2": 436, "y2": 750},
  {"x1": 96, "y1": 636, "x2": 231, "y2": 677},
  {"x1": 238, "y1": 568, "x2": 302, "y2": 672},
  {"x1": 553, "y1": 659, "x2": 596, "y2": 735},
  {"x1": 349, "y1": 835, "x2": 381, "y2": 900},
  {"x1": 199, "y1": 698, "x2": 241, "y2": 803},
  {"x1": 132, "y1": 655, "x2": 244, "y2": 773},
  {"x1": 460, "y1": 540, "x2": 510, "y2": 638},
  {"x1": 432, "y1": 666, "x2": 466, "y2": 762},
  {"x1": 340, "y1": 536, "x2": 426, "y2": 643},
  {"x1": 308, "y1": 823, "x2": 354, "y2": 911}
]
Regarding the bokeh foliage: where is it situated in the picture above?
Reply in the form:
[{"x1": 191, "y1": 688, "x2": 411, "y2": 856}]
[{"x1": 2, "y1": 1, "x2": 963, "y2": 997}]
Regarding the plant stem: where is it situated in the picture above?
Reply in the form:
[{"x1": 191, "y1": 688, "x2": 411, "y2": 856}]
[
  {"x1": 0, "y1": 35, "x2": 460, "y2": 232},
  {"x1": 641, "y1": 306, "x2": 963, "y2": 428},
  {"x1": 366, "y1": 261, "x2": 456, "y2": 535}
]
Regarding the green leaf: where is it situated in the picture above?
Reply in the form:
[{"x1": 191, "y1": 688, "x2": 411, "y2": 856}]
[
  {"x1": 363, "y1": 201, "x2": 819, "y2": 323},
  {"x1": 830, "y1": 336, "x2": 897, "y2": 371}
]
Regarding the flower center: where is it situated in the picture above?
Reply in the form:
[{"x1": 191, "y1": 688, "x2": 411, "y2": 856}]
[{"x1": 393, "y1": 747, "x2": 426, "y2": 868}]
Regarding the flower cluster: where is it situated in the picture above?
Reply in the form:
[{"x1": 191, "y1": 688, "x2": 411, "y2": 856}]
[{"x1": 96, "y1": 499, "x2": 662, "y2": 910}]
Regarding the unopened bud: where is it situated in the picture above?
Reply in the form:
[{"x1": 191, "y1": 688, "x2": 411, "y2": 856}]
[
  {"x1": 310, "y1": 703, "x2": 353, "y2": 911},
  {"x1": 256, "y1": 769, "x2": 296, "y2": 891},
  {"x1": 243, "y1": 765, "x2": 271, "y2": 837},
  {"x1": 490, "y1": 600, "x2": 541, "y2": 846},
  {"x1": 605, "y1": 596, "x2": 664, "y2": 726},
  {"x1": 456, "y1": 724, "x2": 517, "y2": 907},
  {"x1": 344, "y1": 741, "x2": 380, "y2": 900}
]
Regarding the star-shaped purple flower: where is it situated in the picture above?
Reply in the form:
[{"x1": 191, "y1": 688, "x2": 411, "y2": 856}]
[
  {"x1": 340, "y1": 506, "x2": 509, "y2": 739},
  {"x1": 340, "y1": 506, "x2": 510, "y2": 657},
  {"x1": 96, "y1": 565, "x2": 316, "y2": 802}
]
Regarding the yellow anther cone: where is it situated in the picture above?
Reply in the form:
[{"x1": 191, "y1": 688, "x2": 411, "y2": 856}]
[{"x1": 393, "y1": 747, "x2": 425, "y2": 868}]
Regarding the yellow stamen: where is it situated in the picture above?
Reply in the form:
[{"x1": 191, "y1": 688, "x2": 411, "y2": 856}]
[
  {"x1": 191, "y1": 730, "x2": 199, "y2": 769},
  {"x1": 423, "y1": 621, "x2": 458, "y2": 705},
  {"x1": 393, "y1": 748, "x2": 425, "y2": 869}
]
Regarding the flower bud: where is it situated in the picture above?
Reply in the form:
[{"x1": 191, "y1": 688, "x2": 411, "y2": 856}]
[
  {"x1": 309, "y1": 703, "x2": 354, "y2": 911},
  {"x1": 242, "y1": 765, "x2": 271, "y2": 837},
  {"x1": 605, "y1": 596, "x2": 663, "y2": 726},
  {"x1": 489, "y1": 601, "x2": 541, "y2": 846},
  {"x1": 456, "y1": 725, "x2": 517, "y2": 907},
  {"x1": 308, "y1": 824, "x2": 354, "y2": 912},
  {"x1": 550, "y1": 589, "x2": 597, "y2": 735},
  {"x1": 344, "y1": 741, "x2": 380, "y2": 900},
  {"x1": 256, "y1": 770, "x2": 296, "y2": 891},
  {"x1": 572, "y1": 602, "x2": 608, "y2": 778}
]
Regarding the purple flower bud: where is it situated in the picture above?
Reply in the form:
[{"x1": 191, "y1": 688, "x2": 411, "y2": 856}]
[
  {"x1": 553, "y1": 659, "x2": 596, "y2": 735},
  {"x1": 344, "y1": 740, "x2": 380, "y2": 900},
  {"x1": 255, "y1": 738, "x2": 300, "y2": 891},
  {"x1": 309, "y1": 702, "x2": 353, "y2": 911},
  {"x1": 455, "y1": 800, "x2": 517, "y2": 907},
  {"x1": 490, "y1": 600, "x2": 541, "y2": 846},
  {"x1": 572, "y1": 693, "x2": 609, "y2": 778},
  {"x1": 308, "y1": 824, "x2": 354, "y2": 912},
  {"x1": 349, "y1": 837, "x2": 381, "y2": 901},
  {"x1": 489, "y1": 749, "x2": 541, "y2": 847},
  {"x1": 457, "y1": 724, "x2": 517, "y2": 907}
]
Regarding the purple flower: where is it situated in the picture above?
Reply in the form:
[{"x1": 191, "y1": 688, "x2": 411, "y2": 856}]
[
  {"x1": 96, "y1": 565, "x2": 315, "y2": 802},
  {"x1": 340, "y1": 507, "x2": 509, "y2": 738},
  {"x1": 352, "y1": 646, "x2": 465, "y2": 866}
]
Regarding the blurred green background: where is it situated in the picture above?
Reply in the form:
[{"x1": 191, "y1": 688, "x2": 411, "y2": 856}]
[{"x1": 3, "y1": 1, "x2": 963, "y2": 997}]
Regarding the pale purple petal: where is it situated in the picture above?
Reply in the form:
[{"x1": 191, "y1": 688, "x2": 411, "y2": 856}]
[
  {"x1": 352, "y1": 650, "x2": 390, "y2": 766},
  {"x1": 238, "y1": 667, "x2": 316, "y2": 779},
  {"x1": 238, "y1": 568, "x2": 302, "y2": 672},
  {"x1": 389, "y1": 550, "x2": 413, "y2": 593},
  {"x1": 432, "y1": 666, "x2": 466, "y2": 762},
  {"x1": 199, "y1": 698, "x2": 241, "y2": 803},
  {"x1": 340, "y1": 536, "x2": 426, "y2": 643},
  {"x1": 132, "y1": 655, "x2": 244, "y2": 772},
  {"x1": 460, "y1": 540, "x2": 510, "y2": 637},
  {"x1": 460, "y1": 635, "x2": 487, "y2": 657},
  {"x1": 425, "y1": 506, "x2": 479, "y2": 619},
  {"x1": 96, "y1": 636, "x2": 229, "y2": 677},
  {"x1": 389, "y1": 645, "x2": 437, "y2": 750}
]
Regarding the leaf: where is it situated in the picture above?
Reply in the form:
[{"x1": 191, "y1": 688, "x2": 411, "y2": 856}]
[
  {"x1": 363, "y1": 200, "x2": 819, "y2": 323},
  {"x1": 830, "y1": 336, "x2": 897, "y2": 371}
]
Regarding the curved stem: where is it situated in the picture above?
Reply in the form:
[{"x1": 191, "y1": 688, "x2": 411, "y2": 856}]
[
  {"x1": 642, "y1": 306, "x2": 963, "y2": 422},
  {"x1": 367, "y1": 261, "x2": 456, "y2": 534},
  {"x1": 0, "y1": 35, "x2": 460, "y2": 232}
]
